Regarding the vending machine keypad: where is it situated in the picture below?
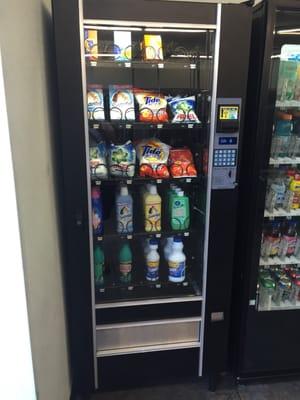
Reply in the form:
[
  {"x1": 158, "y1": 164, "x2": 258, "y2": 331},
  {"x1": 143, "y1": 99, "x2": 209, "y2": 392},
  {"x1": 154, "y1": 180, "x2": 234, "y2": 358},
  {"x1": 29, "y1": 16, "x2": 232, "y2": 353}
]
[{"x1": 213, "y1": 149, "x2": 237, "y2": 167}]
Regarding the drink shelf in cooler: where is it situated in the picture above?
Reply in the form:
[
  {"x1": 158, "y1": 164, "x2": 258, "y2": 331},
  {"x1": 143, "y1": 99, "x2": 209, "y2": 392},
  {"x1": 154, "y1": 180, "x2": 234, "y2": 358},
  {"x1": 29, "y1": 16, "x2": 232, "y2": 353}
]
[
  {"x1": 89, "y1": 120, "x2": 203, "y2": 131},
  {"x1": 259, "y1": 300, "x2": 300, "y2": 312},
  {"x1": 259, "y1": 255, "x2": 300, "y2": 266},
  {"x1": 276, "y1": 100, "x2": 300, "y2": 109},
  {"x1": 91, "y1": 175, "x2": 203, "y2": 186},
  {"x1": 264, "y1": 208, "x2": 300, "y2": 218},
  {"x1": 269, "y1": 157, "x2": 300, "y2": 166}
]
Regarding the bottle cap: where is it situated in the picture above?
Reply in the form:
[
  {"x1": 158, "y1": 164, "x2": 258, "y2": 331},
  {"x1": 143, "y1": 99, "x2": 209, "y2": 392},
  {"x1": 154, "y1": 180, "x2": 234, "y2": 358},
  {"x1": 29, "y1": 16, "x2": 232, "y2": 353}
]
[
  {"x1": 149, "y1": 185, "x2": 158, "y2": 195},
  {"x1": 277, "y1": 111, "x2": 293, "y2": 121},
  {"x1": 178, "y1": 191, "x2": 184, "y2": 196},
  {"x1": 120, "y1": 185, "x2": 128, "y2": 196},
  {"x1": 173, "y1": 237, "x2": 182, "y2": 243},
  {"x1": 91, "y1": 187, "x2": 101, "y2": 198}
]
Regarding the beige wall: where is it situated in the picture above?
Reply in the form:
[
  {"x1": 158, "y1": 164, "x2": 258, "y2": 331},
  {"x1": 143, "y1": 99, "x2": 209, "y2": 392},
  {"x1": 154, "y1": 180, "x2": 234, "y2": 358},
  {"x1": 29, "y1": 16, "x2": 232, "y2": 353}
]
[{"x1": 0, "y1": 1, "x2": 70, "y2": 399}]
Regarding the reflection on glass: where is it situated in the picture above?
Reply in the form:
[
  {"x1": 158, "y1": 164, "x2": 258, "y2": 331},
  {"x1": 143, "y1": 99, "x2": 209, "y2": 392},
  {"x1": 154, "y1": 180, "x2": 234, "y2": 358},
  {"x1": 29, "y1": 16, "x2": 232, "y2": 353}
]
[
  {"x1": 258, "y1": 17, "x2": 300, "y2": 310},
  {"x1": 85, "y1": 22, "x2": 214, "y2": 303}
]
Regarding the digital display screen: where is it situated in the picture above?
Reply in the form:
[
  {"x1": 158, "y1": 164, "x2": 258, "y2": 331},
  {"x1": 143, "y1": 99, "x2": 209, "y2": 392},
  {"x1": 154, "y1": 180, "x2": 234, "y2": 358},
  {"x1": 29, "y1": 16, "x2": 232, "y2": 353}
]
[
  {"x1": 219, "y1": 137, "x2": 237, "y2": 145},
  {"x1": 219, "y1": 106, "x2": 239, "y2": 121}
]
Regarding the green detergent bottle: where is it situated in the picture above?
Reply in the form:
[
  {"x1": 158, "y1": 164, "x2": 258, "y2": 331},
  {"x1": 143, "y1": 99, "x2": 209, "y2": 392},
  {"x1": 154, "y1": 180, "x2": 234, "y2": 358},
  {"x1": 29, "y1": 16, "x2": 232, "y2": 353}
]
[
  {"x1": 171, "y1": 191, "x2": 190, "y2": 230},
  {"x1": 94, "y1": 245, "x2": 104, "y2": 288},
  {"x1": 119, "y1": 242, "x2": 132, "y2": 283}
]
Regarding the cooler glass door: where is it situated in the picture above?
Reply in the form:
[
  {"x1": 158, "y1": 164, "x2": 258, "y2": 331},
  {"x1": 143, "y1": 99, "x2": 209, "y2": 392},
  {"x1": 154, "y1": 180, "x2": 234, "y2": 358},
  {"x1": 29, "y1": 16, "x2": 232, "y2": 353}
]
[{"x1": 256, "y1": 10, "x2": 300, "y2": 311}]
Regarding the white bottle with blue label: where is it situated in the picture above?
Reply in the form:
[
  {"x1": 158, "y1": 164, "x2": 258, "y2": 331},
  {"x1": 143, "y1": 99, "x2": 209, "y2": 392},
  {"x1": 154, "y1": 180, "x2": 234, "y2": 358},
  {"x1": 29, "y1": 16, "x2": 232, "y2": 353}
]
[
  {"x1": 146, "y1": 239, "x2": 160, "y2": 281},
  {"x1": 168, "y1": 237, "x2": 186, "y2": 283}
]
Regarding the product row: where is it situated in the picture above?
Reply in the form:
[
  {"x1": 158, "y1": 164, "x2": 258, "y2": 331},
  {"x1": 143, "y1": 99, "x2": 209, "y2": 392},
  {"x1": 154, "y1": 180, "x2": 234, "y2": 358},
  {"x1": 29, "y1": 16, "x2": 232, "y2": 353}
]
[
  {"x1": 87, "y1": 85, "x2": 201, "y2": 123},
  {"x1": 94, "y1": 236, "x2": 187, "y2": 288},
  {"x1": 258, "y1": 265, "x2": 300, "y2": 310},
  {"x1": 277, "y1": 58, "x2": 300, "y2": 103},
  {"x1": 261, "y1": 221, "x2": 300, "y2": 260},
  {"x1": 89, "y1": 136, "x2": 198, "y2": 179},
  {"x1": 265, "y1": 167, "x2": 300, "y2": 212},
  {"x1": 270, "y1": 111, "x2": 300, "y2": 159},
  {"x1": 85, "y1": 30, "x2": 178, "y2": 62},
  {"x1": 92, "y1": 183, "x2": 190, "y2": 235}
]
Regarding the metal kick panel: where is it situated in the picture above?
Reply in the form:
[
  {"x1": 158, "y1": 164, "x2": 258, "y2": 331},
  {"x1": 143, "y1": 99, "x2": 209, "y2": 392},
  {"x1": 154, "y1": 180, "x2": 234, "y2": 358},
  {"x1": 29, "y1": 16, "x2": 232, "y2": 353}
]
[{"x1": 96, "y1": 320, "x2": 200, "y2": 351}]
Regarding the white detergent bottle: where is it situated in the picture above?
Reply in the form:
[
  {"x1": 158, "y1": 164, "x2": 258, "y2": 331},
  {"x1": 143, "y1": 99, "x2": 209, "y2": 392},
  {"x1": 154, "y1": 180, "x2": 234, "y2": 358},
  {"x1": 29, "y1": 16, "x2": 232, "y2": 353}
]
[
  {"x1": 146, "y1": 239, "x2": 160, "y2": 281},
  {"x1": 144, "y1": 184, "x2": 161, "y2": 232},
  {"x1": 116, "y1": 185, "x2": 133, "y2": 233},
  {"x1": 168, "y1": 237, "x2": 186, "y2": 283}
]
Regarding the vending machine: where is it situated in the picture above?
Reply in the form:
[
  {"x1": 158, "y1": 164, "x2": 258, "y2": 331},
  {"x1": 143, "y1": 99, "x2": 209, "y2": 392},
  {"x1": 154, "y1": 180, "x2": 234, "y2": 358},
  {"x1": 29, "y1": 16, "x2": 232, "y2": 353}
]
[
  {"x1": 52, "y1": 0, "x2": 251, "y2": 396},
  {"x1": 232, "y1": 0, "x2": 300, "y2": 383}
]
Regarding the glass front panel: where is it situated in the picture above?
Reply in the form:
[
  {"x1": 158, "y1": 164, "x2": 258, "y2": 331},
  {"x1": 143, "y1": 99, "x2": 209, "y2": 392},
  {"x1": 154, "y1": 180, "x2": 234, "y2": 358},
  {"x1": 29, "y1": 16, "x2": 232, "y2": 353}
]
[
  {"x1": 83, "y1": 22, "x2": 215, "y2": 304},
  {"x1": 258, "y1": 10, "x2": 300, "y2": 311}
]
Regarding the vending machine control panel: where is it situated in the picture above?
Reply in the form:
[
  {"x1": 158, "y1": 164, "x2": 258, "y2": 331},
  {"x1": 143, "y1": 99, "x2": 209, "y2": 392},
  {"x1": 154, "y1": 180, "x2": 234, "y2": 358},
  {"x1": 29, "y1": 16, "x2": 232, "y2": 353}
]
[{"x1": 212, "y1": 98, "x2": 241, "y2": 190}]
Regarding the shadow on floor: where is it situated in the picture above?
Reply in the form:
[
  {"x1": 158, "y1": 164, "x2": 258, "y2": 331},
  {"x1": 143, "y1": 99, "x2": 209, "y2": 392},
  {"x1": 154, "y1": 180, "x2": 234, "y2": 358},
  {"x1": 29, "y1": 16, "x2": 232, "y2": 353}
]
[{"x1": 91, "y1": 380, "x2": 300, "y2": 400}]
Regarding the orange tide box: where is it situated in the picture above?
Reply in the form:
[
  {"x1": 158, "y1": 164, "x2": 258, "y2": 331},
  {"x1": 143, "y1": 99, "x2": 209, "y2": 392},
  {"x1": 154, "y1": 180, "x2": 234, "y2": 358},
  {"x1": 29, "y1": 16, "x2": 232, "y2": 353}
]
[{"x1": 142, "y1": 34, "x2": 163, "y2": 60}]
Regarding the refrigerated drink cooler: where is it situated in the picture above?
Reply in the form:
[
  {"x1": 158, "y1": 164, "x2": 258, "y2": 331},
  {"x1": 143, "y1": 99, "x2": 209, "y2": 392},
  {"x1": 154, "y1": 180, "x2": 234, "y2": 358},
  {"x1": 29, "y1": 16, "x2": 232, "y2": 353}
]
[
  {"x1": 52, "y1": 0, "x2": 251, "y2": 396},
  {"x1": 232, "y1": 0, "x2": 300, "y2": 384}
]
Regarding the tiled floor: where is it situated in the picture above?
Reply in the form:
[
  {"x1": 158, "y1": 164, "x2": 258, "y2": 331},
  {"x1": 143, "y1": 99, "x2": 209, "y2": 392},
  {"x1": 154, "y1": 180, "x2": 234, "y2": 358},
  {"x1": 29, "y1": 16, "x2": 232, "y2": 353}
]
[{"x1": 92, "y1": 380, "x2": 300, "y2": 400}]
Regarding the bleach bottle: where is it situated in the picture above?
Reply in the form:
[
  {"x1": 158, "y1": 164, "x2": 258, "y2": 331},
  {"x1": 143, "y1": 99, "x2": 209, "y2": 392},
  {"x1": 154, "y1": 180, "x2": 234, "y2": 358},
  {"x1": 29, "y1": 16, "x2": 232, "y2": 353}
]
[
  {"x1": 168, "y1": 237, "x2": 186, "y2": 283},
  {"x1": 146, "y1": 239, "x2": 160, "y2": 282}
]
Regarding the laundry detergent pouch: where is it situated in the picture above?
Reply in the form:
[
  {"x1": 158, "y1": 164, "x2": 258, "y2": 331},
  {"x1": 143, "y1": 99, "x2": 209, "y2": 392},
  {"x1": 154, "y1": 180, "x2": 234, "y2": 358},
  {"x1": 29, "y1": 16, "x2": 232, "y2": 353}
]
[
  {"x1": 169, "y1": 148, "x2": 197, "y2": 178},
  {"x1": 108, "y1": 141, "x2": 136, "y2": 177},
  {"x1": 167, "y1": 95, "x2": 200, "y2": 123},
  {"x1": 87, "y1": 85, "x2": 105, "y2": 120},
  {"x1": 136, "y1": 138, "x2": 170, "y2": 178},
  {"x1": 109, "y1": 85, "x2": 135, "y2": 121},
  {"x1": 89, "y1": 141, "x2": 108, "y2": 178},
  {"x1": 135, "y1": 90, "x2": 168, "y2": 123}
]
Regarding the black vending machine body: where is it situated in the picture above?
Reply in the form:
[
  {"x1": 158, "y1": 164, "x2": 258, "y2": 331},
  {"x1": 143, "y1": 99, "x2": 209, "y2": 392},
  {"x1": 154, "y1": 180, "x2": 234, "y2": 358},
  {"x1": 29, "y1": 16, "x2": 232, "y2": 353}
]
[
  {"x1": 52, "y1": 0, "x2": 251, "y2": 396},
  {"x1": 233, "y1": 0, "x2": 300, "y2": 383}
]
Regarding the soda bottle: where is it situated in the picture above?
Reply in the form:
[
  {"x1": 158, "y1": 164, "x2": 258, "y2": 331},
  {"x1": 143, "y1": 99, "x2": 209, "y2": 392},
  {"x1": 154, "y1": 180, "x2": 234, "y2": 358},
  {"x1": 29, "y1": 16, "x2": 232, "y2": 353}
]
[
  {"x1": 119, "y1": 242, "x2": 132, "y2": 284},
  {"x1": 287, "y1": 265, "x2": 300, "y2": 304},
  {"x1": 258, "y1": 268, "x2": 275, "y2": 311},
  {"x1": 265, "y1": 170, "x2": 286, "y2": 212},
  {"x1": 289, "y1": 173, "x2": 300, "y2": 209},
  {"x1": 288, "y1": 113, "x2": 300, "y2": 158},
  {"x1": 94, "y1": 245, "x2": 104, "y2": 289},
  {"x1": 272, "y1": 268, "x2": 292, "y2": 305},
  {"x1": 279, "y1": 221, "x2": 297, "y2": 259},
  {"x1": 273, "y1": 112, "x2": 293, "y2": 158},
  {"x1": 264, "y1": 222, "x2": 281, "y2": 258}
]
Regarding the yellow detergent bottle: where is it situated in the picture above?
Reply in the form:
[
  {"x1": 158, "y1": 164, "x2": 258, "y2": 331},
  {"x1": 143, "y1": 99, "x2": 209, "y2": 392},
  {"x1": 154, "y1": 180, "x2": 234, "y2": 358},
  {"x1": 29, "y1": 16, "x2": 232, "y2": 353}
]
[
  {"x1": 290, "y1": 173, "x2": 300, "y2": 209},
  {"x1": 144, "y1": 184, "x2": 162, "y2": 232}
]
